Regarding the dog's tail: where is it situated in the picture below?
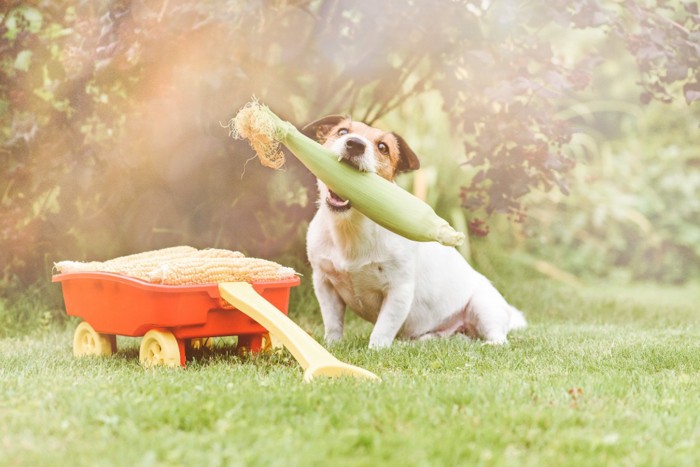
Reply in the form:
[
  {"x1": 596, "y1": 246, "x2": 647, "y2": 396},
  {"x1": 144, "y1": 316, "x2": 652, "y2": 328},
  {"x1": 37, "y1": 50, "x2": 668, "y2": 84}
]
[{"x1": 508, "y1": 306, "x2": 527, "y2": 331}]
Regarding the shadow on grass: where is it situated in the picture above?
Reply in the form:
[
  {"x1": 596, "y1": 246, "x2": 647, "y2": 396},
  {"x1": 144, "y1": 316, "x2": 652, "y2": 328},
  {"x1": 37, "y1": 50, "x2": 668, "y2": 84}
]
[{"x1": 110, "y1": 335, "x2": 303, "y2": 370}]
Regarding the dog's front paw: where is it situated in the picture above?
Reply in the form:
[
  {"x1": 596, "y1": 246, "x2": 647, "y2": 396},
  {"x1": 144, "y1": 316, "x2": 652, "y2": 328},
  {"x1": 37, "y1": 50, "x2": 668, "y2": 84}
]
[
  {"x1": 324, "y1": 330, "x2": 343, "y2": 345},
  {"x1": 368, "y1": 335, "x2": 393, "y2": 349}
]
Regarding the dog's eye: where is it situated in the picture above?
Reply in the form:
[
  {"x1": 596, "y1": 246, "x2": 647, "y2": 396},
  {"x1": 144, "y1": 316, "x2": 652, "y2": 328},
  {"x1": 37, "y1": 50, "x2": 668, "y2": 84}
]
[
  {"x1": 337, "y1": 128, "x2": 349, "y2": 136},
  {"x1": 377, "y1": 142, "x2": 389, "y2": 155}
]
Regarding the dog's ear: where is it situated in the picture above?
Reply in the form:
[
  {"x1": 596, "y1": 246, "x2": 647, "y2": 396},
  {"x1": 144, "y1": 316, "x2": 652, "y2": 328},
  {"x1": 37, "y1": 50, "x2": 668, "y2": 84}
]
[
  {"x1": 302, "y1": 115, "x2": 347, "y2": 143},
  {"x1": 393, "y1": 133, "x2": 421, "y2": 173}
]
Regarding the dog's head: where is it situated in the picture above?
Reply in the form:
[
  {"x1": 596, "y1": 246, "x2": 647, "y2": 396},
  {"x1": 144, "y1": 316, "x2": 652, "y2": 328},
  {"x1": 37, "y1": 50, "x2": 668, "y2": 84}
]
[{"x1": 302, "y1": 115, "x2": 420, "y2": 213}]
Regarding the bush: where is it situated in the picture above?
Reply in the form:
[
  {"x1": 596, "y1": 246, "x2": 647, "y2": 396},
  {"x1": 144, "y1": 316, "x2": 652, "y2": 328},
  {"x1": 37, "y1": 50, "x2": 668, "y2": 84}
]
[
  {"x1": 526, "y1": 100, "x2": 700, "y2": 283},
  {"x1": 1, "y1": 0, "x2": 698, "y2": 294},
  {"x1": 0, "y1": 279, "x2": 67, "y2": 337}
]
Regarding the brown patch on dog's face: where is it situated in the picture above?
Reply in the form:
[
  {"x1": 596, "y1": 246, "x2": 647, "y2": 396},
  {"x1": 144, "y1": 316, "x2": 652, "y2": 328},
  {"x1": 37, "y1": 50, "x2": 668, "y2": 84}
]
[{"x1": 303, "y1": 116, "x2": 420, "y2": 181}]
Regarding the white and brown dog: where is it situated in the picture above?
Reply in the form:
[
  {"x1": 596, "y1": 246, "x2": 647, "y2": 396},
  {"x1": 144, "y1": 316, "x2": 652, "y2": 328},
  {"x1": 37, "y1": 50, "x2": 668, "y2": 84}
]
[{"x1": 302, "y1": 116, "x2": 526, "y2": 349}]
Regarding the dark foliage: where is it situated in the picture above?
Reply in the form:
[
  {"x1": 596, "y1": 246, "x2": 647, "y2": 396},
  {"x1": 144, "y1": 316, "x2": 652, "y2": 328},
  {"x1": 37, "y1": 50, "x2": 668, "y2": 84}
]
[{"x1": 1, "y1": 0, "x2": 697, "y2": 287}]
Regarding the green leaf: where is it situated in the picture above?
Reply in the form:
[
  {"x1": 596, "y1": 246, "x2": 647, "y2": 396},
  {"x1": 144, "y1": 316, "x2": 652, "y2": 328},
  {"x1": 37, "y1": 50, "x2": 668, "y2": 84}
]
[
  {"x1": 20, "y1": 6, "x2": 43, "y2": 33},
  {"x1": 14, "y1": 50, "x2": 32, "y2": 72},
  {"x1": 3, "y1": 7, "x2": 43, "y2": 40}
]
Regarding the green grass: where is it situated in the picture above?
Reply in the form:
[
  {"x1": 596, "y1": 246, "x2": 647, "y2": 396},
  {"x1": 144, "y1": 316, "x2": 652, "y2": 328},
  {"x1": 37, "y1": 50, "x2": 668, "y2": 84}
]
[{"x1": 2, "y1": 275, "x2": 700, "y2": 466}]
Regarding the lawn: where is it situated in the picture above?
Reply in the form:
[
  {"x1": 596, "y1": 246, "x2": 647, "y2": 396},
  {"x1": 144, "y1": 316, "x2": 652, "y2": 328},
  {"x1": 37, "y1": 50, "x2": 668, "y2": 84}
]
[{"x1": 1, "y1": 273, "x2": 699, "y2": 466}]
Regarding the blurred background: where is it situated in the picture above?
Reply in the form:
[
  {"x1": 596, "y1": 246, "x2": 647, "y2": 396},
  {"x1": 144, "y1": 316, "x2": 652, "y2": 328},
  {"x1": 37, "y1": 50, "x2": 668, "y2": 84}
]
[{"x1": 1, "y1": 0, "x2": 699, "y2": 332}]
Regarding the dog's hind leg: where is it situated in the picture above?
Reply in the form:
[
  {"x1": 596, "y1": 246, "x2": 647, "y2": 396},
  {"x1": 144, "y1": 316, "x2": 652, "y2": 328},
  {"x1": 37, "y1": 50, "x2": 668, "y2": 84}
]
[
  {"x1": 508, "y1": 305, "x2": 527, "y2": 331},
  {"x1": 468, "y1": 282, "x2": 513, "y2": 345}
]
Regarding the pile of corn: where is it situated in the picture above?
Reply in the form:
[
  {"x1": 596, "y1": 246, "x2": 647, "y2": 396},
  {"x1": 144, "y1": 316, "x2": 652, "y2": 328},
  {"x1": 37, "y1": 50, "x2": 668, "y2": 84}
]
[{"x1": 54, "y1": 246, "x2": 297, "y2": 285}]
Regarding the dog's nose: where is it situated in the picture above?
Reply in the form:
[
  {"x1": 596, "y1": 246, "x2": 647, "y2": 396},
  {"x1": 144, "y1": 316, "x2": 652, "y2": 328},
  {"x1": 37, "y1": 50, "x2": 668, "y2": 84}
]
[{"x1": 344, "y1": 137, "x2": 366, "y2": 157}]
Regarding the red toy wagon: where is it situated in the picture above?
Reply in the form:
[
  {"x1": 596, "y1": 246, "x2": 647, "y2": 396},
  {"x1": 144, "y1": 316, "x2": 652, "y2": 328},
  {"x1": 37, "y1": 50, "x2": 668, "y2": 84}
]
[{"x1": 52, "y1": 272, "x2": 300, "y2": 367}]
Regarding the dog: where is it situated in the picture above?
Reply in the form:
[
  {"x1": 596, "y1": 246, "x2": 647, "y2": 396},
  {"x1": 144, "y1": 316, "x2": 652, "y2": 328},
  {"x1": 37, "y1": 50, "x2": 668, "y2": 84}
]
[{"x1": 302, "y1": 115, "x2": 526, "y2": 349}]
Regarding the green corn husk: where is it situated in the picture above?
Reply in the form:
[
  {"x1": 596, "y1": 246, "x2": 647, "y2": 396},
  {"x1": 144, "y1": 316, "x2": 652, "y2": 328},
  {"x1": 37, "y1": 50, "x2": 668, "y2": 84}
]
[{"x1": 230, "y1": 100, "x2": 465, "y2": 247}]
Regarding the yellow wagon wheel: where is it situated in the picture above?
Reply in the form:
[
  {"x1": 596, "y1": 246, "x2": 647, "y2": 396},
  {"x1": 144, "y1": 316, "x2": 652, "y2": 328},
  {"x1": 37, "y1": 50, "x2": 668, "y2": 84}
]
[
  {"x1": 140, "y1": 330, "x2": 182, "y2": 368},
  {"x1": 189, "y1": 337, "x2": 214, "y2": 351},
  {"x1": 260, "y1": 332, "x2": 283, "y2": 352},
  {"x1": 73, "y1": 321, "x2": 116, "y2": 357}
]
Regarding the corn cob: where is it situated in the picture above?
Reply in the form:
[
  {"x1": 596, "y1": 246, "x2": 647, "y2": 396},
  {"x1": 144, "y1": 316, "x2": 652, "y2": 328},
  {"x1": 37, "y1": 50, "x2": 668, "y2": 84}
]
[
  {"x1": 146, "y1": 257, "x2": 297, "y2": 285},
  {"x1": 54, "y1": 246, "x2": 199, "y2": 281},
  {"x1": 229, "y1": 100, "x2": 465, "y2": 247},
  {"x1": 53, "y1": 260, "x2": 106, "y2": 274},
  {"x1": 56, "y1": 261, "x2": 155, "y2": 281}
]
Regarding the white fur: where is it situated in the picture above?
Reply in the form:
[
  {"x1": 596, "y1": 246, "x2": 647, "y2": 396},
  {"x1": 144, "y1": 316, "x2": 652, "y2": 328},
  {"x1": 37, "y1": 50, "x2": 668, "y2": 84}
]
[{"x1": 306, "y1": 129, "x2": 526, "y2": 349}]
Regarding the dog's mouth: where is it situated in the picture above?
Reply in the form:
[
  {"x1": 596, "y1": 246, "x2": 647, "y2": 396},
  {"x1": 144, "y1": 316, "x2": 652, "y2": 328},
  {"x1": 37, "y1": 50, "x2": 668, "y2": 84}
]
[{"x1": 326, "y1": 189, "x2": 351, "y2": 212}]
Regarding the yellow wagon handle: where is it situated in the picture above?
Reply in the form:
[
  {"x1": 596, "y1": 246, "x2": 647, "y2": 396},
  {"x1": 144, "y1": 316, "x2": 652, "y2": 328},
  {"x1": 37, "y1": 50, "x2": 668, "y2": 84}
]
[{"x1": 219, "y1": 282, "x2": 380, "y2": 382}]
